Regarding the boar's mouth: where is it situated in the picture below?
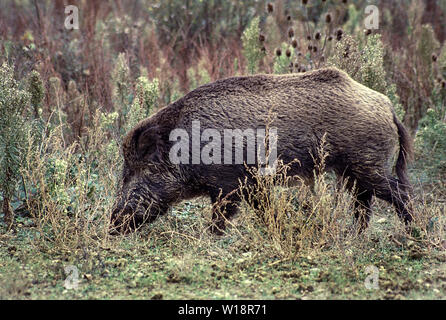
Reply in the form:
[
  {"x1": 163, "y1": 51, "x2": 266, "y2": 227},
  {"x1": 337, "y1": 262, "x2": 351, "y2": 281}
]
[{"x1": 109, "y1": 196, "x2": 168, "y2": 235}]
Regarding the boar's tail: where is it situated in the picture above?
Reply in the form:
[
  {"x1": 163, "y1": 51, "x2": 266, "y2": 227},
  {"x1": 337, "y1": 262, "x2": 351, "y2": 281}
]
[{"x1": 392, "y1": 112, "x2": 413, "y2": 189}]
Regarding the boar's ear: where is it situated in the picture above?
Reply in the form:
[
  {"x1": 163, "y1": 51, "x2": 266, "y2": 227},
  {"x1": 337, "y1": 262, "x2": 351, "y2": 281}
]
[{"x1": 133, "y1": 125, "x2": 166, "y2": 162}]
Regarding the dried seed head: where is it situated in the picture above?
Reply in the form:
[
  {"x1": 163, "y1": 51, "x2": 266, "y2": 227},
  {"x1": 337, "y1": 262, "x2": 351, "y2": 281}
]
[
  {"x1": 267, "y1": 3, "x2": 274, "y2": 13},
  {"x1": 442, "y1": 81, "x2": 446, "y2": 89},
  {"x1": 336, "y1": 29, "x2": 343, "y2": 41},
  {"x1": 286, "y1": 49, "x2": 291, "y2": 57},
  {"x1": 302, "y1": 0, "x2": 308, "y2": 5},
  {"x1": 308, "y1": 44, "x2": 313, "y2": 51},
  {"x1": 432, "y1": 54, "x2": 438, "y2": 62},
  {"x1": 365, "y1": 29, "x2": 372, "y2": 36},
  {"x1": 288, "y1": 28, "x2": 295, "y2": 38},
  {"x1": 261, "y1": 46, "x2": 266, "y2": 53},
  {"x1": 342, "y1": 0, "x2": 347, "y2": 3},
  {"x1": 313, "y1": 45, "x2": 318, "y2": 52},
  {"x1": 320, "y1": 55, "x2": 325, "y2": 62},
  {"x1": 276, "y1": 48, "x2": 282, "y2": 56},
  {"x1": 328, "y1": 35, "x2": 333, "y2": 41},
  {"x1": 307, "y1": 35, "x2": 312, "y2": 41},
  {"x1": 291, "y1": 39, "x2": 298, "y2": 48},
  {"x1": 287, "y1": 15, "x2": 292, "y2": 21},
  {"x1": 325, "y1": 13, "x2": 332, "y2": 24},
  {"x1": 315, "y1": 32, "x2": 321, "y2": 40},
  {"x1": 259, "y1": 34, "x2": 266, "y2": 42}
]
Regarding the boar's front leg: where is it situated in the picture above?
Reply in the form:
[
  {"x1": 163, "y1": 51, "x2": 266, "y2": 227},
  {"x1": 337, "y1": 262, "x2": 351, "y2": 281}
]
[{"x1": 209, "y1": 188, "x2": 240, "y2": 235}]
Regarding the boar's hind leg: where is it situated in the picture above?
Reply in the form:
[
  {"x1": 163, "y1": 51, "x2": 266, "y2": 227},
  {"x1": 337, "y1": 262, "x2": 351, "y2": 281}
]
[
  {"x1": 209, "y1": 189, "x2": 240, "y2": 235},
  {"x1": 373, "y1": 176, "x2": 413, "y2": 225},
  {"x1": 348, "y1": 171, "x2": 412, "y2": 231}
]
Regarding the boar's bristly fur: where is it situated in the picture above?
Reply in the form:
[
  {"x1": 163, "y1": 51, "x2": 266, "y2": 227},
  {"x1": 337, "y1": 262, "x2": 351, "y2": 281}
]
[{"x1": 111, "y1": 67, "x2": 413, "y2": 234}]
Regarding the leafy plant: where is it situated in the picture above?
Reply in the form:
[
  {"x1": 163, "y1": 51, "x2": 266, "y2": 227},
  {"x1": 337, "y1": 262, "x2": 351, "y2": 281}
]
[
  {"x1": 0, "y1": 62, "x2": 31, "y2": 228},
  {"x1": 27, "y1": 70, "x2": 45, "y2": 119},
  {"x1": 415, "y1": 87, "x2": 446, "y2": 177},
  {"x1": 242, "y1": 16, "x2": 265, "y2": 75}
]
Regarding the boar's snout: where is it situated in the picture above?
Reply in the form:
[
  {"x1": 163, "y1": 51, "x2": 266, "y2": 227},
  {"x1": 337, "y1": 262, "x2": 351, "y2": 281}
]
[
  {"x1": 110, "y1": 203, "x2": 140, "y2": 235},
  {"x1": 109, "y1": 191, "x2": 167, "y2": 235},
  {"x1": 109, "y1": 189, "x2": 150, "y2": 234}
]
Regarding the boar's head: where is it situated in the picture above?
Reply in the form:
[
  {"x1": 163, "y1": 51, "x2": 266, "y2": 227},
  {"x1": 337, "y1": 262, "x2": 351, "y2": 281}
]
[{"x1": 110, "y1": 120, "x2": 184, "y2": 234}]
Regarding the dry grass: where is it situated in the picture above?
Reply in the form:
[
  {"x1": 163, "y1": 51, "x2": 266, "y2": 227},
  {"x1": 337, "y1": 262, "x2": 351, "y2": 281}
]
[{"x1": 20, "y1": 110, "x2": 122, "y2": 252}]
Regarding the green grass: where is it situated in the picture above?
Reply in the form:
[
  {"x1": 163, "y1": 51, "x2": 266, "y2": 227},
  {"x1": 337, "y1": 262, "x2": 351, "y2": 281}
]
[{"x1": 1, "y1": 199, "x2": 445, "y2": 300}]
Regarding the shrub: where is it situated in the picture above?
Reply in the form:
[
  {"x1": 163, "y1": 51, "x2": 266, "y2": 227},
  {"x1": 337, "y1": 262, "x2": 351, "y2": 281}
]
[
  {"x1": 22, "y1": 108, "x2": 122, "y2": 249},
  {"x1": 27, "y1": 70, "x2": 45, "y2": 119},
  {"x1": 415, "y1": 88, "x2": 446, "y2": 178},
  {"x1": 242, "y1": 16, "x2": 265, "y2": 74},
  {"x1": 135, "y1": 76, "x2": 159, "y2": 115},
  {"x1": 0, "y1": 62, "x2": 31, "y2": 228},
  {"x1": 124, "y1": 76, "x2": 159, "y2": 134}
]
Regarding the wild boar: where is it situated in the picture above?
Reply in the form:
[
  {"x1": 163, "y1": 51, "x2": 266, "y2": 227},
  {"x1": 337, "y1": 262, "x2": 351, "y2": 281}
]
[{"x1": 110, "y1": 67, "x2": 413, "y2": 234}]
